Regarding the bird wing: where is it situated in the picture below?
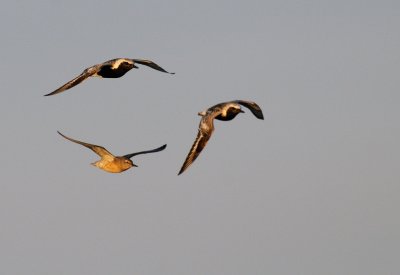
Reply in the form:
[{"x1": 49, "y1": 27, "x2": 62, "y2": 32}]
[
  {"x1": 122, "y1": 144, "x2": 167, "y2": 159},
  {"x1": 234, "y1": 100, "x2": 264, "y2": 119},
  {"x1": 178, "y1": 116, "x2": 214, "y2": 175},
  {"x1": 44, "y1": 65, "x2": 99, "y2": 96},
  {"x1": 132, "y1": 59, "x2": 175, "y2": 74},
  {"x1": 57, "y1": 131, "x2": 114, "y2": 160}
]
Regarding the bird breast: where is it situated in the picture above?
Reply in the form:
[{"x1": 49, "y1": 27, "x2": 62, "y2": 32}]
[{"x1": 95, "y1": 159, "x2": 132, "y2": 173}]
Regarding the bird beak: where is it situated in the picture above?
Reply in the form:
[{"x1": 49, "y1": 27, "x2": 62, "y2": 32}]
[
  {"x1": 240, "y1": 109, "x2": 245, "y2": 113},
  {"x1": 132, "y1": 164, "x2": 138, "y2": 167},
  {"x1": 133, "y1": 64, "x2": 139, "y2": 69}
]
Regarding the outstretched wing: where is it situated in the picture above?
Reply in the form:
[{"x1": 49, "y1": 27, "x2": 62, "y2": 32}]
[
  {"x1": 45, "y1": 66, "x2": 99, "y2": 96},
  {"x1": 178, "y1": 116, "x2": 214, "y2": 175},
  {"x1": 57, "y1": 131, "x2": 114, "y2": 159},
  {"x1": 123, "y1": 144, "x2": 167, "y2": 159},
  {"x1": 235, "y1": 100, "x2": 264, "y2": 119},
  {"x1": 132, "y1": 59, "x2": 175, "y2": 74}
]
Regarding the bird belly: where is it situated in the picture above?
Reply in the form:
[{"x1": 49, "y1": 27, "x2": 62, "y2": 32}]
[
  {"x1": 97, "y1": 66, "x2": 129, "y2": 78},
  {"x1": 215, "y1": 114, "x2": 236, "y2": 121},
  {"x1": 95, "y1": 160, "x2": 127, "y2": 173}
]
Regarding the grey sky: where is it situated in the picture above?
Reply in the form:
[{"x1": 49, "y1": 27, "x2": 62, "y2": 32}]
[{"x1": 0, "y1": 1, "x2": 399, "y2": 274}]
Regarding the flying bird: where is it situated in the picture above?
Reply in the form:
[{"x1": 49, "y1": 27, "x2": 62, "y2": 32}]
[
  {"x1": 45, "y1": 58, "x2": 174, "y2": 96},
  {"x1": 57, "y1": 131, "x2": 167, "y2": 173},
  {"x1": 178, "y1": 100, "x2": 264, "y2": 175}
]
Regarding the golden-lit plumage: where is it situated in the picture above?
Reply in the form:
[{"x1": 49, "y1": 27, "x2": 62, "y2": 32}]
[
  {"x1": 58, "y1": 131, "x2": 166, "y2": 173},
  {"x1": 178, "y1": 100, "x2": 264, "y2": 175},
  {"x1": 45, "y1": 58, "x2": 174, "y2": 96}
]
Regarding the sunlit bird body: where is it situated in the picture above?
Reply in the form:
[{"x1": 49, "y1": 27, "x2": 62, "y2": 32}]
[
  {"x1": 45, "y1": 58, "x2": 174, "y2": 96},
  {"x1": 58, "y1": 131, "x2": 166, "y2": 173},
  {"x1": 178, "y1": 100, "x2": 264, "y2": 175}
]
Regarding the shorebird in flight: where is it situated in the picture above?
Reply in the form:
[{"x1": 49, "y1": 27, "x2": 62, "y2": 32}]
[
  {"x1": 45, "y1": 58, "x2": 174, "y2": 96},
  {"x1": 57, "y1": 131, "x2": 167, "y2": 173},
  {"x1": 178, "y1": 100, "x2": 264, "y2": 175}
]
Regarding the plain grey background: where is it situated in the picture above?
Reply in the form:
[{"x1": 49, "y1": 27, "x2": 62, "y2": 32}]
[{"x1": 1, "y1": 1, "x2": 399, "y2": 274}]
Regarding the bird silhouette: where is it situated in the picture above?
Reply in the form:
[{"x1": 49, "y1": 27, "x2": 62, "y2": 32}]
[
  {"x1": 45, "y1": 58, "x2": 174, "y2": 96},
  {"x1": 58, "y1": 131, "x2": 166, "y2": 173},
  {"x1": 178, "y1": 100, "x2": 264, "y2": 175}
]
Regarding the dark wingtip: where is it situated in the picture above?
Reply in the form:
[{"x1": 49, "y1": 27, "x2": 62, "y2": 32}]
[
  {"x1": 44, "y1": 90, "x2": 59, "y2": 96},
  {"x1": 177, "y1": 163, "x2": 185, "y2": 175},
  {"x1": 57, "y1": 131, "x2": 67, "y2": 140},
  {"x1": 177, "y1": 164, "x2": 187, "y2": 176},
  {"x1": 162, "y1": 70, "x2": 175, "y2": 75},
  {"x1": 57, "y1": 131, "x2": 67, "y2": 139},
  {"x1": 157, "y1": 144, "x2": 167, "y2": 152},
  {"x1": 251, "y1": 107, "x2": 264, "y2": 120},
  {"x1": 252, "y1": 109, "x2": 264, "y2": 120}
]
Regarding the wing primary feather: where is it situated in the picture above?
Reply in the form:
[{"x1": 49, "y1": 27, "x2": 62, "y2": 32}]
[
  {"x1": 44, "y1": 66, "x2": 98, "y2": 96},
  {"x1": 178, "y1": 128, "x2": 212, "y2": 175},
  {"x1": 57, "y1": 131, "x2": 113, "y2": 158},
  {"x1": 123, "y1": 144, "x2": 167, "y2": 159},
  {"x1": 235, "y1": 100, "x2": 264, "y2": 119},
  {"x1": 132, "y1": 59, "x2": 175, "y2": 74}
]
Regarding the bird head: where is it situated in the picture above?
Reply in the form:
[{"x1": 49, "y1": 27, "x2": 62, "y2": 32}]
[
  {"x1": 216, "y1": 105, "x2": 244, "y2": 121},
  {"x1": 116, "y1": 59, "x2": 137, "y2": 70},
  {"x1": 123, "y1": 158, "x2": 137, "y2": 169},
  {"x1": 229, "y1": 104, "x2": 245, "y2": 115},
  {"x1": 124, "y1": 61, "x2": 136, "y2": 70}
]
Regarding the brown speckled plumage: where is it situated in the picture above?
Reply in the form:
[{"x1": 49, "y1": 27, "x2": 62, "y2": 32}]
[{"x1": 178, "y1": 100, "x2": 264, "y2": 175}]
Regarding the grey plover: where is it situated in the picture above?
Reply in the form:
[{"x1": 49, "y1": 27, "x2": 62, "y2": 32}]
[
  {"x1": 45, "y1": 58, "x2": 174, "y2": 96},
  {"x1": 178, "y1": 100, "x2": 264, "y2": 175},
  {"x1": 58, "y1": 131, "x2": 166, "y2": 173}
]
